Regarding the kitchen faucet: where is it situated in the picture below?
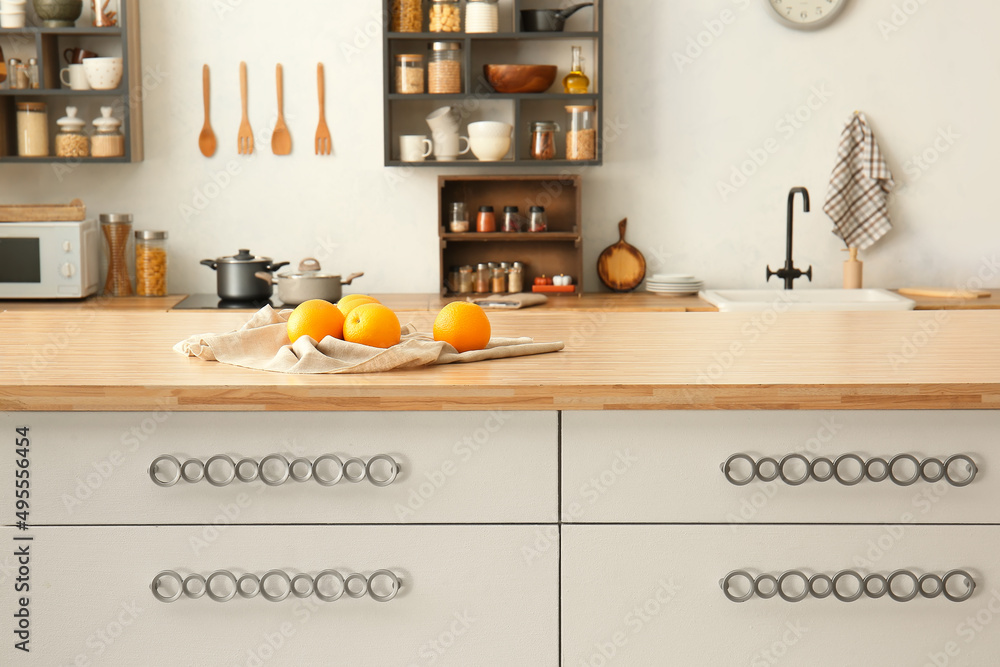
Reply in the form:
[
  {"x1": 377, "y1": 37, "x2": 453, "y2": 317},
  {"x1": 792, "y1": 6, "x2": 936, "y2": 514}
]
[{"x1": 767, "y1": 187, "x2": 813, "y2": 290}]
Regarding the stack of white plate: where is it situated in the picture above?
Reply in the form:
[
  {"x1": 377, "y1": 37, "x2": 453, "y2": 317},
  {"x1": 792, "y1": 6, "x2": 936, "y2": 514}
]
[{"x1": 645, "y1": 274, "x2": 704, "y2": 296}]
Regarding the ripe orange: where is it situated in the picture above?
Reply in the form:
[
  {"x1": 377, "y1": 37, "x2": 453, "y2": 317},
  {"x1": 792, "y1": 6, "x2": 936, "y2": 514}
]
[
  {"x1": 343, "y1": 303, "x2": 401, "y2": 348},
  {"x1": 286, "y1": 299, "x2": 345, "y2": 344},
  {"x1": 337, "y1": 294, "x2": 380, "y2": 318},
  {"x1": 433, "y1": 302, "x2": 491, "y2": 353}
]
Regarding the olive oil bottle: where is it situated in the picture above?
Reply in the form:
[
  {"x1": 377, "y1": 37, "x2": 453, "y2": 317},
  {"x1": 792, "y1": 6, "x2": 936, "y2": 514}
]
[{"x1": 562, "y1": 45, "x2": 590, "y2": 94}]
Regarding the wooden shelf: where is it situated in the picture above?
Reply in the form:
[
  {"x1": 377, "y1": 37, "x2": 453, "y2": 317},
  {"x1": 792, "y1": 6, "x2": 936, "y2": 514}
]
[
  {"x1": 388, "y1": 92, "x2": 598, "y2": 100},
  {"x1": 443, "y1": 232, "x2": 579, "y2": 242}
]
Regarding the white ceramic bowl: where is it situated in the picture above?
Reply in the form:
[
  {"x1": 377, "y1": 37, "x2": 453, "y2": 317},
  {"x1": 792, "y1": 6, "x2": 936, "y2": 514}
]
[
  {"x1": 0, "y1": 11, "x2": 26, "y2": 28},
  {"x1": 469, "y1": 135, "x2": 511, "y2": 161},
  {"x1": 82, "y1": 57, "x2": 123, "y2": 90},
  {"x1": 467, "y1": 121, "x2": 513, "y2": 139}
]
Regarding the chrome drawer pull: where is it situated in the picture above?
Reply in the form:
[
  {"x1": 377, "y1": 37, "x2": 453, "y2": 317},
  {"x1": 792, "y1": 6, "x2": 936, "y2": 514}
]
[
  {"x1": 149, "y1": 454, "x2": 400, "y2": 487},
  {"x1": 722, "y1": 453, "x2": 978, "y2": 487},
  {"x1": 151, "y1": 569, "x2": 401, "y2": 603},
  {"x1": 721, "y1": 569, "x2": 975, "y2": 603}
]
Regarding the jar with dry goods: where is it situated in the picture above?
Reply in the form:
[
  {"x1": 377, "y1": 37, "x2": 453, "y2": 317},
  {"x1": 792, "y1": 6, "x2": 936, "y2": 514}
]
[
  {"x1": 428, "y1": 41, "x2": 462, "y2": 94},
  {"x1": 457, "y1": 265, "x2": 474, "y2": 293},
  {"x1": 16, "y1": 102, "x2": 48, "y2": 157},
  {"x1": 508, "y1": 263, "x2": 524, "y2": 293},
  {"x1": 530, "y1": 121, "x2": 558, "y2": 160},
  {"x1": 395, "y1": 54, "x2": 425, "y2": 94},
  {"x1": 55, "y1": 106, "x2": 89, "y2": 158},
  {"x1": 476, "y1": 205, "x2": 496, "y2": 233},
  {"x1": 391, "y1": 0, "x2": 423, "y2": 32},
  {"x1": 501, "y1": 206, "x2": 523, "y2": 232},
  {"x1": 466, "y1": 0, "x2": 498, "y2": 33},
  {"x1": 100, "y1": 213, "x2": 133, "y2": 297},
  {"x1": 491, "y1": 266, "x2": 506, "y2": 293},
  {"x1": 92, "y1": 106, "x2": 125, "y2": 158},
  {"x1": 528, "y1": 206, "x2": 548, "y2": 232},
  {"x1": 565, "y1": 104, "x2": 596, "y2": 161},
  {"x1": 135, "y1": 230, "x2": 168, "y2": 297},
  {"x1": 429, "y1": 0, "x2": 461, "y2": 32},
  {"x1": 449, "y1": 202, "x2": 469, "y2": 232},
  {"x1": 475, "y1": 263, "x2": 490, "y2": 294}
]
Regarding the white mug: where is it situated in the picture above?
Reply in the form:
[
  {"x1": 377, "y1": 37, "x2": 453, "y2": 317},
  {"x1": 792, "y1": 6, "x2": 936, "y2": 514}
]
[
  {"x1": 82, "y1": 56, "x2": 123, "y2": 90},
  {"x1": 432, "y1": 133, "x2": 470, "y2": 161},
  {"x1": 399, "y1": 135, "x2": 433, "y2": 162},
  {"x1": 60, "y1": 64, "x2": 90, "y2": 90},
  {"x1": 425, "y1": 106, "x2": 460, "y2": 135}
]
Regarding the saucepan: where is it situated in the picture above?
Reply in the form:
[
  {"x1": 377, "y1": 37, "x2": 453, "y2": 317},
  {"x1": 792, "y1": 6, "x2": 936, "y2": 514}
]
[
  {"x1": 257, "y1": 258, "x2": 364, "y2": 306},
  {"x1": 520, "y1": 3, "x2": 593, "y2": 32},
  {"x1": 201, "y1": 249, "x2": 288, "y2": 301}
]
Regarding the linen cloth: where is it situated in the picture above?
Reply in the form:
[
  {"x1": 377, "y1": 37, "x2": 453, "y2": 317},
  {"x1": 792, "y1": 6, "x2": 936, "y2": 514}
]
[
  {"x1": 174, "y1": 306, "x2": 564, "y2": 374},
  {"x1": 471, "y1": 292, "x2": 548, "y2": 309},
  {"x1": 823, "y1": 112, "x2": 895, "y2": 250}
]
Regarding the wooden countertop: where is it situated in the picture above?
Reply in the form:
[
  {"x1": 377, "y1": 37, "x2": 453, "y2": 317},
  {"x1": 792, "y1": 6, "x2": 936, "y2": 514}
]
[{"x1": 3, "y1": 309, "x2": 1000, "y2": 412}]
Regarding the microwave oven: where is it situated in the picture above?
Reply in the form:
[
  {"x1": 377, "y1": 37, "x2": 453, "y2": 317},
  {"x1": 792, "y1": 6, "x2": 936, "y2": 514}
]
[{"x1": 0, "y1": 219, "x2": 100, "y2": 299}]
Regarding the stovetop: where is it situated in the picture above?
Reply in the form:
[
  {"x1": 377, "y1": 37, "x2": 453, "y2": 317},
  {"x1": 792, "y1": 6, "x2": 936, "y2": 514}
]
[{"x1": 172, "y1": 294, "x2": 289, "y2": 310}]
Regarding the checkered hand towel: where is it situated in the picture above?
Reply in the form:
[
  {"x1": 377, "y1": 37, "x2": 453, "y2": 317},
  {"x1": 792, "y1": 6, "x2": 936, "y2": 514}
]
[{"x1": 823, "y1": 112, "x2": 895, "y2": 250}]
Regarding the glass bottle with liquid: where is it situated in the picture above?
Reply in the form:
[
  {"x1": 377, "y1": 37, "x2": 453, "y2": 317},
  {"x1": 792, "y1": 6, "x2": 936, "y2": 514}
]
[{"x1": 562, "y1": 46, "x2": 590, "y2": 94}]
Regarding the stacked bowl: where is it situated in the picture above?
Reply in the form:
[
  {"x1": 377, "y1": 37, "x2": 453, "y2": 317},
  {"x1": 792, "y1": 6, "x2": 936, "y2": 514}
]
[
  {"x1": 0, "y1": 0, "x2": 27, "y2": 28},
  {"x1": 645, "y1": 274, "x2": 704, "y2": 296}
]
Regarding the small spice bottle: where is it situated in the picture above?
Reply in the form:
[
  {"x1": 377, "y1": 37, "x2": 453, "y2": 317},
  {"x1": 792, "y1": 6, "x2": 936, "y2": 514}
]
[
  {"x1": 135, "y1": 230, "x2": 168, "y2": 296},
  {"x1": 508, "y1": 263, "x2": 524, "y2": 293},
  {"x1": 528, "y1": 206, "x2": 548, "y2": 232},
  {"x1": 530, "y1": 121, "x2": 559, "y2": 160},
  {"x1": 491, "y1": 266, "x2": 507, "y2": 293},
  {"x1": 501, "y1": 206, "x2": 523, "y2": 232},
  {"x1": 27, "y1": 58, "x2": 39, "y2": 89},
  {"x1": 474, "y1": 263, "x2": 490, "y2": 293},
  {"x1": 55, "y1": 107, "x2": 90, "y2": 158},
  {"x1": 91, "y1": 107, "x2": 125, "y2": 158},
  {"x1": 449, "y1": 202, "x2": 469, "y2": 232},
  {"x1": 476, "y1": 206, "x2": 496, "y2": 232},
  {"x1": 457, "y1": 265, "x2": 474, "y2": 293}
]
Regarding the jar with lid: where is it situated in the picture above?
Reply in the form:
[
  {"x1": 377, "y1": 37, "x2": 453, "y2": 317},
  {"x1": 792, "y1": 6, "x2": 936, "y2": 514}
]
[
  {"x1": 530, "y1": 121, "x2": 558, "y2": 160},
  {"x1": 135, "y1": 230, "x2": 168, "y2": 297},
  {"x1": 395, "y1": 54, "x2": 425, "y2": 94},
  {"x1": 491, "y1": 266, "x2": 506, "y2": 293},
  {"x1": 566, "y1": 105, "x2": 596, "y2": 160},
  {"x1": 428, "y1": 41, "x2": 462, "y2": 94},
  {"x1": 391, "y1": 0, "x2": 423, "y2": 32},
  {"x1": 27, "y1": 58, "x2": 39, "y2": 89},
  {"x1": 8, "y1": 59, "x2": 28, "y2": 90},
  {"x1": 91, "y1": 106, "x2": 125, "y2": 158},
  {"x1": 100, "y1": 213, "x2": 133, "y2": 297},
  {"x1": 449, "y1": 202, "x2": 469, "y2": 233},
  {"x1": 501, "y1": 206, "x2": 523, "y2": 233},
  {"x1": 465, "y1": 0, "x2": 498, "y2": 33},
  {"x1": 476, "y1": 205, "x2": 496, "y2": 232},
  {"x1": 457, "y1": 265, "x2": 474, "y2": 293},
  {"x1": 429, "y1": 0, "x2": 461, "y2": 32},
  {"x1": 475, "y1": 263, "x2": 490, "y2": 294},
  {"x1": 16, "y1": 102, "x2": 48, "y2": 157},
  {"x1": 508, "y1": 263, "x2": 524, "y2": 293},
  {"x1": 55, "y1": 106, "x2": 89, "y2": 158},
  {"x1": 528, "y1": 206, "x2": 548, "y2": 232}
]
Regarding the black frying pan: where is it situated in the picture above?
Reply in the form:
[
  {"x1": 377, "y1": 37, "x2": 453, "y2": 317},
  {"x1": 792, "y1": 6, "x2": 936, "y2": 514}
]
[{"x1": 520, "y1": 3, "x2": 593, "y2": 32}]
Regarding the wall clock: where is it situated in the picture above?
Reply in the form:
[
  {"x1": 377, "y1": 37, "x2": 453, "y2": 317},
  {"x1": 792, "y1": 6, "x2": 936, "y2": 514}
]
[{"x1": 766, "y1": 0, "x2": 848, "y2": 30}]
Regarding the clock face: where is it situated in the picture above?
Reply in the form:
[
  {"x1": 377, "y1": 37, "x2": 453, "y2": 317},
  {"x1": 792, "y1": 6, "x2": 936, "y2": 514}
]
[{"x1": 767, "y1": 0, "x2": 848, "y2": 29}]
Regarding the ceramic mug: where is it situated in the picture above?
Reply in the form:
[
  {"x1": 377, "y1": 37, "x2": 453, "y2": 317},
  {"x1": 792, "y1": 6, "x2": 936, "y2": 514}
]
[
  {"x1": 64, "y1": 47, "x2": 98, "y2": 64},
  {"x1": 432, "y1": 133, "x2": 470, "y2": 161},
  {"x1": 425, "y1": 106, "x2": 460, "y2": 134},
  {"x1": 399, "y1": 135, "x2": 433, "y2": 162},
  {"x1": 467, "y1": 121, "x2": 512, "y2": 161},
  {"x1": 60, "y1": 63, "x2": 89, "y2": 90},
  {"x1": 82, "y1": 56, "x2": 123, "y2": 90},
  {"x1": 0, "y1": 11, "x2": 26, "y2": 28}
]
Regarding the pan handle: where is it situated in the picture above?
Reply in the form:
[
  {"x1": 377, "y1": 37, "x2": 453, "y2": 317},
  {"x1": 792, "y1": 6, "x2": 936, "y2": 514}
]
[
  {"x1": 558, "y1": 2, "x2": 593, "y2": 20},
  {"x1": 200, "y1": 259, "x2": 218, "y2": 270},
  {"x1": 341, "y1": 272, "x2": 364, "y2": 285},
  {"x1": 254, "y1": 271, "x2": 278, "y2": 285}
]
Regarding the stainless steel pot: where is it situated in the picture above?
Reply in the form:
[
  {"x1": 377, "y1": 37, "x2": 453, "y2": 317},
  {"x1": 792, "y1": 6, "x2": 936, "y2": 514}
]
[
  {"x1": 520, "y1": 3, "x2": 592, "y2": 32},
  {"x1": 256, "y1": 258, "x2": 364, "y2": 306},
  {"x1": 200, "y1": 249, "x2": 289, "y2": 301}
]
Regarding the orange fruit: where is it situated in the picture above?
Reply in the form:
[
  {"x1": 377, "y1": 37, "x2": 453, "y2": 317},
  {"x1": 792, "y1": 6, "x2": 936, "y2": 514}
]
[
  {"x1": 343, "y1": 303, "x2": 401, "y2": 349},
  {"x1": 337, "y1": 294, "x2": 380, "y2": 318},
  {"x1": 433, "y1": 302, "x2": 491, "y2": 353},
  {"x1": 286, "y1": 299, "x2": 345, "y2": 344}
]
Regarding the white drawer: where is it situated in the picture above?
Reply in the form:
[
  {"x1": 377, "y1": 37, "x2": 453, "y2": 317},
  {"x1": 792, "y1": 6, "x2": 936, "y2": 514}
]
[
  {"x1": 1, "y1": 411, "x2": 556, "y2": 524},
  {"x1": 562, "y1": 411, "x2": 997, "y2": 523},
  {"x1": 563, "y1": 524, "x2": 999, "y2": 666},
  {"x1": 1, "y1": 524, "x2": 558, "y2": 666}
]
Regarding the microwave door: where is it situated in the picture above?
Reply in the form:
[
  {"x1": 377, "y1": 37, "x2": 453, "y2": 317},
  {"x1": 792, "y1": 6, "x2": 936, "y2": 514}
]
[{"x1": 0, "y1": 238, "x2": 42, "y2": 284}]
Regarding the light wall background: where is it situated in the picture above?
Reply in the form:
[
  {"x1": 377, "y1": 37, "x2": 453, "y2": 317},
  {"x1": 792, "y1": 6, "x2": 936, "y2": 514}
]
[{"x1": 1, "y1": 0, "x2": 997, "y2": 294}]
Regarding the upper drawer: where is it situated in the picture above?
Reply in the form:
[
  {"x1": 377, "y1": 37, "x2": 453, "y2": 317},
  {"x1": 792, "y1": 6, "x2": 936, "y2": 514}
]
[
  {"x1": 3, "y1": 411, "x2": 556, "y2": 524},
  {"x1": 562, "y1": 410, "x2": 998, "y2": 523}
]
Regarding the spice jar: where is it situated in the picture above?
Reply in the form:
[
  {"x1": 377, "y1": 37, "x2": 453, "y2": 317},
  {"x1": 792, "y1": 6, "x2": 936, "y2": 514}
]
[
  {"x1": 475, "y1": 263, "x2": 490, "y2": 294},
  {"x1": 16, "y1": 102, "x2": 48, "y2": 157},
  {"x1": 395, "y1": 54, "x2": 425, "y2": 94},
  {"x1": 449, "y1": 202, "x2": 469, "y2": 233},
  {"x1": 476, "y1": 205, "x2": 496, "y2": 233},
  {"x1": 501, "y1": 206, "x2": 523, "y2": 233},
  {"x1": 428, "y1": 41, "x2": 462, "y2": 94},
  {"x1": 491, "y1": 266, "x2": 506, "y2": 294},
  {"x1": 465, "y1": 0, "x2": 498, "y2": 33},
  {"x1": 27, "y1": 58, "x2": 39, "y2": 89},
  {"x1": 530, "y1": 121, "x2": 558, "y2": 160},
  {"x1": 508, "y1": 263, "x2": 524, "y2": 293},
  {"x1": 528, "y1": 206, "x2": 548, "y2": 233},
  {"x1": 391, "y1": 0, "x2": 423, "y2": 32},
  {"x1": 135, "y1": 230, "x2": 168, "y2": 297},
  {"x1": 55, "y1": 107, "x2": 89, "y2": 158},
  {"x1": 457, "y1": 265, "x2": 474, "y2": 293},
  {"x1": 91, "y1": 106, "x2": 125, "y2": 158},
  {"x1": 100, "y1": 213, "x2": 133, "y2": 297},
  {"x1": 9, "y1": 59, "x2": 28, "y2": 90},
  {"x1": 566, "y1": 105, "x2": 596, "y2": 161},
  {"x1": 429, "y1": 0, "x2": 461, "y2": 32}
]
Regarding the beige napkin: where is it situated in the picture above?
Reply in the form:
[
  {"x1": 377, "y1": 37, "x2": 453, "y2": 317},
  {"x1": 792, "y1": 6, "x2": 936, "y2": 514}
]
[
  {"x1": 471, "y1": 293, "x2": 548, "y2": 309},
  {"x1": 174, "y1": 306, "x2": 564, "y2": 374}
]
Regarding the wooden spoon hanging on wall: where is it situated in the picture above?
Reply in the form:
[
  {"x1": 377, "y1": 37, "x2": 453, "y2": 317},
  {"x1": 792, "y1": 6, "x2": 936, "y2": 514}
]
[
  {"x1": 271, "y1": 63, "x2": 292, "y2": 155},
  {"x1": 198, "y1": 64, "x2": 217, "y2": 157},
  {"x1": 597, "y1": 218, "x2": 646, "y2": 292}
]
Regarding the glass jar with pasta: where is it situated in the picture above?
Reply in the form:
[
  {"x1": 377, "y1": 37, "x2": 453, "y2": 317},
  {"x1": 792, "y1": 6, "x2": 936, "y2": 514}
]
[
  {"x1": 135, "y1": 230, "x2": 168, "y2": 297},
  {"x1": 391, "y1": 0, "x2": 423, "y2": 32}
]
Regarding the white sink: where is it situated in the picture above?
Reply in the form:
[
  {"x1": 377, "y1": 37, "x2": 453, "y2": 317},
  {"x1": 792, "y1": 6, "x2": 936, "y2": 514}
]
[{"x1": 699, "y1": 288, "x2": 916, "y2": 312}]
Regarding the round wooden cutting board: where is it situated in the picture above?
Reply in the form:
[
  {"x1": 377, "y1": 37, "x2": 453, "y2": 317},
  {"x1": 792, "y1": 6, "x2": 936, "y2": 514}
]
[{"x1": 597, "y1": 218, "x2": 646, "y2": 292}]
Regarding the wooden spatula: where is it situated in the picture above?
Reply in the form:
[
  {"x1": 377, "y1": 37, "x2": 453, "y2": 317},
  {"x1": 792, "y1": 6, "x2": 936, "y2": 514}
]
[
  {"x1": 198, "y1": 64, "x2": 217, "y2": 157},
  {"x1": 237, "y1": 61, "x2": 254, "y2": 155},
  {"x1": 597, "y1": 218, "x2": 646, "y2": 292},
  {"x1": 271, "y1": 63, "x2": 291, "y2": 155}
]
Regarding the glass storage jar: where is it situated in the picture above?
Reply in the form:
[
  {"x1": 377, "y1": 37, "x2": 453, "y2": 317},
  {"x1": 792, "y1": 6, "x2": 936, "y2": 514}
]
[
  {"x1": 501, "y1": 206, "x2": 523, "y2": 232},
  {"x1": 530, "y1": 121, "x2": 558, "y2": 160},
  {"x1": 16, "y1": 102, "x2": 48, "y2": 156},
  {"x1": 55, "y1": 106, "x2": 89, "y2": 158},
  {"x1": 465, "y1": 0, "x2": 498, "y2": 33},
  {"x1": 475, "y1": 263, "x2": 490, "y2": 293},
  {"x1": 100, "y1": 213, "x2": 133, "y2": 297},
  {"x1": 457, "y1": 265, "x2": 474, "y2": 293},
  {"x1": 528, "y1": 206, "x2": 548, "y2": 232},
  {"x1": 429, "y1": 0, "x2": 461, "y2": 32},
  {"x1": 391, "y1": 0, "x2": 423, "y2": 32},
  {"x1": 428, "y1": 41, "x2": 462, "y2": 94},
  {"x1": 91, "y1": 106, "x2": 125, "y2": 158},
  {"x1": 395, "y1": 54, "x2": 425, "y2": 94},
  {"x1": 135, "y1": 230, "x2": 168, "y2": 297},
  {"x1": 565, "y1": 105, "x2": 596, "y2": 161},
  {"x1": 449, "y1": 202, "x2": 469, "y2": 232},
  {"x1": 508, "y1": 263, "x2": 524, "y2": 293}
]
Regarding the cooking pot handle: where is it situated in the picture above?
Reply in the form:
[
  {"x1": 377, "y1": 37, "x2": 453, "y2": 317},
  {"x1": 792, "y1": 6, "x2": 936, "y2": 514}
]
[
  {"x1": 254, "y1": 271, "x2": 278, "y2": 285},
  {"x1": 200, "y1": 259, "x2": 218, "y2": 270},
  {"x1": 559, "y1": 2, "x2": 593, "y2": 19},
  {"x1": 268, "y1": 261, "x2": 290, "y2": 272},
  {"x1": 341, "y1": 272, "x2": 364, "y2": 285}
]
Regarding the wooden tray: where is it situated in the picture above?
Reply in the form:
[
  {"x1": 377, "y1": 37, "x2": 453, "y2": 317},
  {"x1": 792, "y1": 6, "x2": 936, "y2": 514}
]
[{"x1": 0, "y1": 199, "x2": 86, "y2": 222}]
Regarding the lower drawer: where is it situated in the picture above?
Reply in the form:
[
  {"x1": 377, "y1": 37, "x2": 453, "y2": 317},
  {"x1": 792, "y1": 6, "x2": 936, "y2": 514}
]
[
  {"x1": 563, "y1": 525, "x2": 999, "y2": 666},
  {"x1": 2, "y1": 525, "x2": 558, "y2": 666}
]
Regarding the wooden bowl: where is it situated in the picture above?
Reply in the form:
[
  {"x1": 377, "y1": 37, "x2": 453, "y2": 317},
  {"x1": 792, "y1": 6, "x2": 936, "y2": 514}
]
[{"x1": 483, "y1": 65, "x2": 558, "y2": 94}]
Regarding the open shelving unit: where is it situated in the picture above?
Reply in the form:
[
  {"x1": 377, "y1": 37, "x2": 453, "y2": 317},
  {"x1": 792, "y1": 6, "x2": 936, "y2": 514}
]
[{"x1": 383, "y1": 0, "x2": 603, "y2": 167}]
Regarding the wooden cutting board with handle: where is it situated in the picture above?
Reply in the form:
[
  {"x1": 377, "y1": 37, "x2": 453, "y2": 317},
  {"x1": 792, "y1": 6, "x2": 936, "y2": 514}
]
[
  {"x1": 897, "y1": 287, "x2": 991, "y2": 300},
  {"x1": 598, "y1": 218, "x2": 646, "y2": 292}
]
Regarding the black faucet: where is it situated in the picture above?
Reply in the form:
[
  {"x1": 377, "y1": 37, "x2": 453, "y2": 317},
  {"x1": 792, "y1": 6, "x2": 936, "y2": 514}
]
[{"x1": 767, "y1": 187, "x2": 813, "y2": 290}]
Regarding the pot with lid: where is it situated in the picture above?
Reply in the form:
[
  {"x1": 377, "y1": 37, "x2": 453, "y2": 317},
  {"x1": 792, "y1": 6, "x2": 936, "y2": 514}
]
[
  {"x1": 256, "y1": 258, "x2": 364, "y2": 306},
  {"x1": 200, "y1": 249, "x2": 289, "y2": 301}
]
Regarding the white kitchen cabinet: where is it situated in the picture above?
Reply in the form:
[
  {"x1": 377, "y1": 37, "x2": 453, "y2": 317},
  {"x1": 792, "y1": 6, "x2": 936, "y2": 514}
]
[
  {"x1": 562, "y1": 524, "x2": 997, "y2": 666},
  {"x1": 1, "y1": 524, "x2": 558, "y2": 666},
  {"x1": 561, "y1": 411, "x2": 995, "y2": 524},
  {"x1": 1, "y1": 411, "x2": 556, "y2": 524}
]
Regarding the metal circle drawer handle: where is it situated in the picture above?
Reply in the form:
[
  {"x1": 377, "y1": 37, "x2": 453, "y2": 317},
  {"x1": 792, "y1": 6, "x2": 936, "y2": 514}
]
[
  {"x1": 205, "y1": 455, "x2": 237, "y2": 487},
  {"x1": 754, "y1": 573, "x2": 778, "y2": 600},
  {"x1": 181, "y1": 459, "x2": 206, "y2": 484},
  {"x1": 720, "y1": 570, "x2": 755, "y2": 603},
  {"x1": 259, "y1": 454, "x2": 291, "y2": 486},
  {"x1": 777, "y1": 571, "x2": 810, "y2": 602},
  {"x1": 260, "y1": 569, "x2": 292, "y2": 602},
  {"x1": 183, "y1": 573, "x2": 207, "y2": 599},
  {"x1": 237, "y1": 573, "x2": 261, "y2": 599},
  {"x1": 833, "y1": 454, "x2": 866, "y2": 486},
  {"x1": 206, "y1": 570, "x2": 238, "y2": 602},
  {"x1": 832, "y1": 570, "x2": 865, "y2": 602},
  {"x1": 919, "y1": 457, "x2": 946, "y2": 483},
  {"x1": 149, "y1": 455, "x2": 182, "y2": 487},
  {"x1": 888, "y1": 454, "x2": 921, "y2": 487},
  {"x1": 944, "y1": 455, "x2": 978, "y2": 487},
  {"x1": 344, "y1": 572, "x2": 369, "y2": 598},
  {"x1": 864, "y1": 457, "x2": 889, "y2": 483},
  {"x1": 722, "y1": 454, "x2": 756, "y2": 486},
  {"x1": 886, "y1": 570, "x2": 920, "y2": 602},
  {"x1": 314, "y1": 569, "x2": 346, "y2": 602},
  {"x1": 289, "y1": 458, "x2": 314, "y2": 483},
  {"x1": 809, "y1": 457, "x2": 835, "y2": 483},
  {"x1": 291, "y1": 573, "x2": 315, "y2": 598},
  {"x1": 343, "y1": 458, "x2": 368, "y2": 484},
  {"x1": 942, "y1": 570, "x2": 976, "y2": 602},
  {"x1": 808, "y1": 573, "x2": 833, "y2": 599},
  {"x1": 151, "y1": 570, "x2": 184, "y2": 602},
  {"x1": 778, "y1": 454, "x2": 810, "y2": 486},
  {"x1": 368, "y1": 570, "x2": 401, "y2": 602},
  {"x1": 366, "y1": 455, "x2": 400, "y2": 487},
  {"x1": 312, "y1": 454, "x2": 345, "y2": 487},
  {"x1": 755, "y1": 457, "x2": 780, "y2": 483},
  {"x1": 863, "y1": 573, "x2": 888, "y2": 599},
  {"x1": 919, "y1": 573, "x2": 943, "y2": 599},
  {"x1": 236, "y1": 458, "x2": 260, "y2": 483}
]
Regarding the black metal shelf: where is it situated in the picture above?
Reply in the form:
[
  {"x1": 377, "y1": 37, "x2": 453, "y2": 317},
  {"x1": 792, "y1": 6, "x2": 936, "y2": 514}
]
[
  {"x1": 0, "y1": 27, "x2": 121, "y2": 35},
  {"x1": 387, "y1": 31, "x2": 598, "y2": 40},
  {"x1": 386, "y1": 159, "x2": 601, "y2": 168},
  {"x1": 0, "y1": 88, "x2": 125, "y2": 96},
  {"x1": 0, "y1": 156, "x2": 130, "y2": 163},
  {"x1": 388, "y1": 92, "x2": 598, "y2": 101}
]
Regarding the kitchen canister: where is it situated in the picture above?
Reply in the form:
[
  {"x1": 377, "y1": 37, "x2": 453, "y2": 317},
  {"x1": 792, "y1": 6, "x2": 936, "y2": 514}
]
[
  {"x1": 55, "y1": 106, "x2": 89, "y2": 158},
  {"x1": 100, "y1": 213, "x2": 133, "y2": 296},
  {"x1": 16, "y1": 102, "x2": 48, "y2": 156},
  {"x1": 465, "y1": 0, "x2": 498, "y2": 33},
  {"x1": 135, "y1": 230, "x2": 168, "y2": 297},
  {"x1": 91, "y1": 106, "x2": 124, "y2": 157}
]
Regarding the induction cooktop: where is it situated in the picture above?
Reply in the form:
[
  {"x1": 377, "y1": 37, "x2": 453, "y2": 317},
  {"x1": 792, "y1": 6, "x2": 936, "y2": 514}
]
[{"x1": 172, "y1": 294, "x2": 289, "y2": 310}]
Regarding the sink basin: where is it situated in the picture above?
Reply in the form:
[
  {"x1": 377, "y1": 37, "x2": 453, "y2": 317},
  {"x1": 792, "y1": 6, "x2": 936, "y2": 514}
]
[{"x1": 699, "y1": 288, "x2": 916, "y2": 312}]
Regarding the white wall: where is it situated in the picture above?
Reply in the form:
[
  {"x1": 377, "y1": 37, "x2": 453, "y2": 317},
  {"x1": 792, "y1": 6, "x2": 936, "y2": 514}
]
[{"x1": 2, "y1": 0, "x2": 997, "y2": 294}]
